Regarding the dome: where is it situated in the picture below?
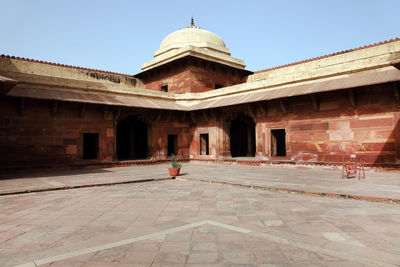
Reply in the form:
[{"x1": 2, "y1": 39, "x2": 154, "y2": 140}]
[
  {"x1": 141, "y1": 20, "x2": 246, "y2": 72},
  {"x1": 159, "y1": 26, "x2": 226, "y2": 51}
]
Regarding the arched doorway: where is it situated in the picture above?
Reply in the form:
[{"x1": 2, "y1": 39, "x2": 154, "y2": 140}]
[
  {"x1": 116, "y1": 116, "x2": 148, "y2": 160},
  {"x1": 230, "y1": 115, "x2": 256, "y2": 157}
]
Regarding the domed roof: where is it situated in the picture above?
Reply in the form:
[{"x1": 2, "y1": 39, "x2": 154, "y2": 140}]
[
  {"x1": 141, "y1": 19, "x2": 246, "y2": 72},
  {"x1": 159, "y1": 26, "x2": 226, "y2": 51}
]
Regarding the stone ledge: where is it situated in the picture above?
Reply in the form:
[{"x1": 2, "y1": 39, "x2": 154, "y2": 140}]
[
  {"x1": 2, "y1": 158, "x2": 400, "y2": 174},
  {"x1": 0, "y1": 176, "x2": 174, "y2": 197},
  {"x1": 177, "y1": 176, "x2": 400, "y2": 205}
]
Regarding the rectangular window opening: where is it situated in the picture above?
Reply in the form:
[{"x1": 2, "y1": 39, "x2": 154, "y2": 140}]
[
  {"x1": 271, "y1": 129, "x2": 286, "y2": 157},
  {"x1": 215, "y1": 83, "x2": 223, "y2": 89},
  {"x1": 83, "y1": 133, "x2": 99, "y2": 159},
  {"x1": 168, "y1": 134, "x2": 178, "y2": 156},
  {"x1": 161, "y1": 84, "x2": 168, "y2": 92},
  {"x1": 200, "y1": 133, "x2": 209, "y2": 155}
]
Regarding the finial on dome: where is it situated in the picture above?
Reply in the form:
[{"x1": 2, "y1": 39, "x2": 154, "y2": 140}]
[{"x1": 191, "y1": 17, "x2": 195, "y2": 27}]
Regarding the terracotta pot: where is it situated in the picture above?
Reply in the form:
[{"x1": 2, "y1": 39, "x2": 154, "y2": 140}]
[{"x1": 168, "y1": 168, "x2": 180, "y2": 177}]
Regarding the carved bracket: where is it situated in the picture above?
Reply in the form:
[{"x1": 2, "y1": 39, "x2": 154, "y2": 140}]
[
  {"x1": 209, "y1": 109, "x2": 216, "y2": 121},
  {"x1": 256, "y1": 103, "x2": 265, "y2": 117},
  {"x1": 181, "y1": 111, "x2": 186, "y2": 123},
  {"x1": 165, "y1": 110, "x2": 172, "y2": 122},
  {"x1": 348, "y1": 89, "x2": 356, "y2": 109},
  {"x1": 202, "y1": 110, "x2": 209, "y2": 122},
  {"x1": 115, "y1": 107, "x2": 121, "y2": 120},
  {"x1": 190, "y1": 111, "x2": 197, "y2": 123},
  {"x1": 394, "y1": 85, "x2": 400, "y2": 104},
  {"x1": 154, "y1": 110, "x2": 162, "y2": 125},
  {"x1": 311, "y1": 94, "x2": 319, "y2": 111},
  {"x1": 103, "y1": 107, "x2": 109, "y2": 119},
  {"x1": 262, "y1": 102, "x2": 269, "y2": 117},
  {"x1": 279, "y1": 99, "x2": 287, "y2": 114},
  {"x1": 247, "y1": 104, "x2": 257, "y2": 119}
]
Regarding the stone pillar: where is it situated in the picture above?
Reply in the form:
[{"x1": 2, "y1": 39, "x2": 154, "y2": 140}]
[
  {"x1": 247, "y1": 124, "x2": 252, "y2": 156},
  {"x1": 395, "y1": 112, "x2": 400, "y2": 163},
  {"x1": 148, "y1": 123, "x2": 155, "y2": 159},
  {"x1": 220, "y1": 121, "x2": 231, "y2": 159},
  {"x1": 255, "y1": 122, "x2": 265, "y2": 159}
]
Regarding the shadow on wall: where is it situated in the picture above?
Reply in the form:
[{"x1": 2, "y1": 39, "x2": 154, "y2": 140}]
[
  {"x1": 279, "y1": 84, "x2": 400, "y2": 167},
  {"x1": 371, "y1": 116, "x2": 399, "y2": 167}
]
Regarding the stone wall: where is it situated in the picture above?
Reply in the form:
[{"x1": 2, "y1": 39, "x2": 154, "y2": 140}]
[
  {"x1": 1, "y1": 82, "x2": 399, "y2": 170},
  {"x1": 149, "y1": 114, "x2": 191, "y2": 159},
  {"x1": 143, "y1": 60, "x2": 245, "y2": 93},
  {"x1": 258, "y1": 82, "x2": 399, "y2": 165},
  {"x1": 0, "y1": 97, "x2": 194, "y2": 170},
  {"x1": 0, "y1": 97, "x2": 114, "y2": 170},
  {"x1": 247, "y1": 39, "x2": 400, "y2": 83},
  {"x1": 0, "y1": 56, "x2": 145, "y2": 90},
  {"x1": 188, "y1": 82, "x2": 400, "y2": 166}
]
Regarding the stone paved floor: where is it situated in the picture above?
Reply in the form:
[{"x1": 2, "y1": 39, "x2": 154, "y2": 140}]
[
  {"x1": 1, "y1": 162, "x2": 399, "y2": 200},
  {"x1": 1, "y1": 177, "x2": 400, "y2": 266},
  {"x1": 182, "y1": 162, "x2": 400, "y2": 200},
  {"x1": 0, "y1": 165, "x2": 170, "y2": 195}
]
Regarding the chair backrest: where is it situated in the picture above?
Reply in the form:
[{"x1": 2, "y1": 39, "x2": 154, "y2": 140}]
[{"x1": 342, "y1": 157, "x2": 366, "y2": 180}]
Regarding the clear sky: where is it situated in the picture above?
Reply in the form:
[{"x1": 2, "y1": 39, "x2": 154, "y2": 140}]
[{"x1": 1, "y1": 0, "x2": 399, "y2": 75}]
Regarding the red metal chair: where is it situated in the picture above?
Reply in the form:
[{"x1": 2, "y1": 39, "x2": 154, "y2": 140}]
[{"x1": 342, "y1": 157, "x2": 366, "y2": 180}]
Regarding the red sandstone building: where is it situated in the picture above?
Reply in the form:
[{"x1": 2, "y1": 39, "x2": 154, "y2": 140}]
[{"x1": 1, "y1": 22, "x2": 400, "y2": 170}]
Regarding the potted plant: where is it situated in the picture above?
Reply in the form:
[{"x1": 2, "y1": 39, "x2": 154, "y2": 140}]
[{"x1": 168, "y1": 155, "x2": 182, "y2": 177}]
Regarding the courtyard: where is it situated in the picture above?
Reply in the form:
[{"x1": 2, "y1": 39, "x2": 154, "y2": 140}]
[{"x1": 0, "y1": 163, "x2": 399, "y2": 266}]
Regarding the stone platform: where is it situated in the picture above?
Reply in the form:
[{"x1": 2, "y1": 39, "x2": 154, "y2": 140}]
[
  {"x1": 1, "y1": 162, "x2": 399, "y2": 202},
  {"x1": 0, "y1": 163, "x2": 400, "y2": 266}
]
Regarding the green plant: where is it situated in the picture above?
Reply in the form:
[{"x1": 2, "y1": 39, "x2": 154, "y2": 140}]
[{"x1": 171, "y1": 155, "x2": 182, "y2": 169}]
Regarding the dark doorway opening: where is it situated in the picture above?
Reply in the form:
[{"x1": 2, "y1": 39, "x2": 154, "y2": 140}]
[
  {"x1": 168, "y1": 135, "x2": 178, "y2": 156},
  {"x1": 200, "y1": 133, "x2": 209, "y2": 155},
  {"x1": 230, "y1": 115, "x2": 256, "y2": 157},
  {"x1": 83, "y1": 133, "x2": 99, "y2": 159},
  {"x1": 271, "y1": 129, "x2": 286, "y2": 156},
  {"x1": 161, "y1": 84, "x2": 168, "y2": 92},
  {"x1": 116, "y1": 116, "x2": 148, "y2": 160}
]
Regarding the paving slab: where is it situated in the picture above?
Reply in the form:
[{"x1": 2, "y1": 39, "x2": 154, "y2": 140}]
[
  {"x1": 181, "y1": 162, "x2": 400, "y2": 202},
  {"x1": 0, "y1": 179, "x2": 399, "y2": 266},
  {"x1": 0, "y1": 158, "x2": 399, "y2": 266},
  {"x1": 0, "y1": 162, "x2": 399, "y2": 202},
  {"x1": 0, "y1": 164, "x2": 171, "y2": 195}
]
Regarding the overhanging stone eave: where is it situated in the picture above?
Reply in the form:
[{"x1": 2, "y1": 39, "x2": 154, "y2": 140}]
[
  {"x1": 6, "y1": 82, "x2": 183, "y2": 110},
  {"x1": 154, "y1": 42, "x2": 231, "y2": 58},
  {"x1": 135, "y1": 51, "x2": 250, "y2": 79},
  {"x1": 178, "y1": 66, "x2": 400, "y2": 110},
  {"x1": 0, "y1": 74, "x2": 18, "y2": 95},
  {"x1": 391, "y1": 59, "x2": 400, "y2": 70},
  {"x1": 9, "y1": 66, "x2": 399, "y2": 112},
  {"x1": 140, "y1": 45, "x2": 246, "y2": 69}
]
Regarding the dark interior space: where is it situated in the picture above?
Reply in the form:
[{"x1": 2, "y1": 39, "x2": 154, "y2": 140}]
[
  {"x1": 200, "y1": 133, "x2": 209, "y2": 155},
  {"x1": 83, "y1": 133, "x2": 99, "y2": 159},
  {"x1": 116, "y1": 116, "x2": 148, "y2": 160},
  {"x1": 161, "y1": 84, "x2": 168, "y2": 92},
  {"x1": 230, "y1": 115, "x2": 255, "y2": 157},
  {"x1": 168, "y1": 135, "x2": 178, "y2": 156},
  {"x1": 271, "y1": 129, "x2": 286, "y2": 156}
]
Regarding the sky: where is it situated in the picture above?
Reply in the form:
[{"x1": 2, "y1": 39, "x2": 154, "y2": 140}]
[{"x1": 1, "y1": 0, "x2": 399, "y2": 75}]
